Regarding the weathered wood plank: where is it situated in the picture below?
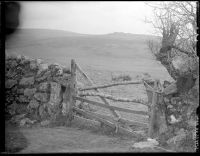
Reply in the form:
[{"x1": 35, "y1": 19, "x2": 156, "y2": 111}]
[
  {"x1": 79, "y1": 81, "x2": 143, "y2": 91},
  {"x1": 78, "y1": 92, "x2": 149, "y2": 106},
  {"x1": 74, "y1": 96, "x2": 149, "y2": 116},
  {"x1": 148, "y1": 80, "x2": 158, "y2": 138},
  {"x1": 66, "y1": 59, "x2": 77, "y2": 124},
  {"x1": 73, "y1": 107, "x2": 144, "y2": 137}
]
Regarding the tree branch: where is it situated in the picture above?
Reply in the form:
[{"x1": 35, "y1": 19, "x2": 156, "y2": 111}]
[{"x1": 171, "y1": 45, "x2": 196, "y2": 57}]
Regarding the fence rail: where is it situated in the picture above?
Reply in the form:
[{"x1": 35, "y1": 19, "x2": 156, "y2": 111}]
[
  {"x1": 74, "y1": 96, "x2": 150, "y2": 116},
  {"x1": 79, "y1": 80, "x2": 143, "y2": 91},
  {"x1": 78, "y1": 92, "x2": 148, "y2": 106},
  {"x1": 90, "y1": 111, "x2": 149, "y2": 127}
]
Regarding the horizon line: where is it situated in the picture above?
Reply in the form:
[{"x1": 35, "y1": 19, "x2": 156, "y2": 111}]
[{"x1": 18, "y1": 27, "x2": 161, "y2": 37}]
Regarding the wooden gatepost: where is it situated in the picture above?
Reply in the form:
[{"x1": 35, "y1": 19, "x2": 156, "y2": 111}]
[
  {"x1": 147, "y1": 80, "x2": 159, "y2": 138},
  {"x1": 143, "y1": 79, "x2": 168, "y2": 139},
  {"x1": 65, "y1": 59, "x2": 168, "y2": 139},
  {"x1": 62, "y1": 59, "x2": 77, "y2": 125}
]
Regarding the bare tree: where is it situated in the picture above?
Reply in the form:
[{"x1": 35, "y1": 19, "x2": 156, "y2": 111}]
[{"x1": 145, "y1": 1, "x2": 198, "y2": 80}]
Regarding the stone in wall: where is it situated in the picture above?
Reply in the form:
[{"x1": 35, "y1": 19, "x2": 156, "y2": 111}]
[
  {"x1": 189, "y1": 76, "x2": 199, "y2": 100},
  {"x1": 15, "y1": 59, "x2": 34, "y2": 80},
  {"x1": 27, "y1": 99, "x2": 40, "y2": 109},
  {"x1": 49, "y1": 82, "x2": 62, "y2": 106},
  {"x1": 6, "y1": 67, "x2": 20, "y2": 79},
  {"x1": 24, "y1": 70, "x2": 36, "y2": 77},
  {"x1": 19, "y1": 76, "x2": 35, "y2": 86},
  {"x1": 38, "y1": 82, "x2": 50, "y2": 92},
  {"x1": 35, "y1": 70, "x2": 51, "y2": 82},
  {"x1": 18, "y1": 58, "x2": 38, "y2": 77},
  {"x1": 11, "y1": 86, "x2": 18, "y2": 93},
  {"x1": 37, "y1": 63, "x2": 49, "y2": 75},
  {"x1": 52, "y1": 73, "x2": 71, "y2": 87},
  {"x1": 163, "y1": 82, "x2": 177, "y2": 95},
  {"x1": 39, "y1": 103, "x2": 50, "y2": 120},
  {"x1": 17, "y1": 88, "x2": 24, "y2": 94},
  {"x1": 34, "y1": 92, "x2": 49, "y2": 103},
  {"x1": 7, "y1": 102, "x2": 18, "y2": 115},
  {"x1": 20, "y1": 55, "x2": 31, "y2": 65},
  {"x1": 5, "y1": 79, "x2": 17, "y2": 89},
  {"x1": 7, "y1": 59, "x2": 18, "y2": 68},
  {"x1": 46, "y1": 103, "x2": 60, "y2": 119},
  {"x1": 6, "y1": 94, "x2": 15, "y2": 105},
  {"x1": 36, "y1": 59, "x2": 43, "y2": 64},
  {"x1": 15, "y1": 104, "x2": 28, "y2": 115},
  {"x1": 29, "y1": 59, "x2": 39, "y2": 70},
  {"x1": 24, "y1": 88, "x2": 37, "y2": 98},
  {"x1": 16, "y1": 55, "x2": 23, "y2": 63},
  {"x1": 17, "y1": 95, "x2": 29, "y2": 103},
  {"x1": 48, "y1": 64, "x2": 63, "y2": 76}
]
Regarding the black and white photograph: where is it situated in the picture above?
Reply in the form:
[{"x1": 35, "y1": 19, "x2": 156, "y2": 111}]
[{"x1": 3, "y1": 1, "x2": 199, "y2": 153}]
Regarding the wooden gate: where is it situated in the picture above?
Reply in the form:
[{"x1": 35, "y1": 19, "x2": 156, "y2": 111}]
[{"x1": 65, "y1": 59, "x2": 163, "y2": 138}]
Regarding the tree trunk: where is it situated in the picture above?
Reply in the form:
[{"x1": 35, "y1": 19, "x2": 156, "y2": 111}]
[
  {"x1": 157, "y1": 48, "x2": 179, "y2": 80},
  {"x1": 156, "y1": 24, "x2": 180, "y2": 80}
]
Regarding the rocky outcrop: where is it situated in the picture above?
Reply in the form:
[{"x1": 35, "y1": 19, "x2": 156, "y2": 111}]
[{"x1": 5, "y1": 53, "x2": 71, "y2": 127}]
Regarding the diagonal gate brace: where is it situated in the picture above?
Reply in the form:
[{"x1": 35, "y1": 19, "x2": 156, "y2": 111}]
[{"x1": 75, "y1": 62, "x2": 124, "y2": 132}]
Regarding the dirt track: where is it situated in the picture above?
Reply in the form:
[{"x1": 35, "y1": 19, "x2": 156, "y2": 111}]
[{"x1": 18, "y1": 126, "x2": 134, "y2": 153}]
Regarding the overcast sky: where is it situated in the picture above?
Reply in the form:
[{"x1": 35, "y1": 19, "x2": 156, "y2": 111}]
[{"x1": 19, "y1": 1, "x2": 156, "y2": 35}]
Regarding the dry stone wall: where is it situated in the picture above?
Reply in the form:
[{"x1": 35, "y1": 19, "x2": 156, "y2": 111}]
[
  {"x1": 145, "y1": 78, "x2": 198, "y2": 152},
  {"x1": 158, "y1": 80, "x2": 198, "y2": 152},
  {"x1": 5, "y1": 53, "x2": 71, "y2": 127}
]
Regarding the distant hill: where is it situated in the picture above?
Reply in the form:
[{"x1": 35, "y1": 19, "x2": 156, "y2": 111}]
[
  {"x1": 6, "y1": 28, "x2": 89, "y2": 47},
  {"x1": 5, "y1": 28, "x2": 172, "y2": 81},
  {"x1": 6, "y1": 28, "x2": 161, "y2": 48},
  {"x1": 6, "y1": 29, "x2": 159, "y2": 57},
  {"x1": 5, "y1": 28, "x2": 162, "y2": 62},
  {"x1": 102, "y1": 32, "x2": 161, "y2": 41}
]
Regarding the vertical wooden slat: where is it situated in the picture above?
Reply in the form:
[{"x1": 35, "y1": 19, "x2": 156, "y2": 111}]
[
  {"x1": 148, "y1": 79, "x2": 158, "y2": 138},
  {"x1": 143, "y1": 80, "x2": 153, "y2": 117},
  {"x1": 67, "y1": 59, "x2": 77, "y2": 124}
]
